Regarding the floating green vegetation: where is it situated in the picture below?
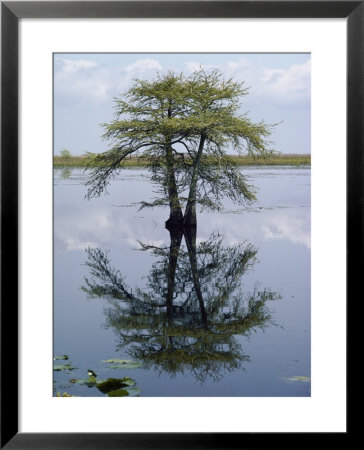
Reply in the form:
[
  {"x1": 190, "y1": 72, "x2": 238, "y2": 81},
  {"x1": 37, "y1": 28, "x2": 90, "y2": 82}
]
[
  {"x1": 96, "y1": 377, "x2": 136, "y2": 394},
  {"x1": 286, "y1": 376, "x2": 310, "y2": 382},
  {"x1": 54, "y1": 355, "x2": 69, "y2": 360},
  {"x1": 53, "y1": 363, "x2": 77, "y2": 372},
  {"x1": 102, "y1": 359, "x2": 143, "y2": 370},
  {"x1": 55, "y1": 392, "x2": 73, "y2": 397},
  {"x1": 68, "y1": 371, "x2": 141, "y2": 397},
  {"x1": 107, "y1": 387, "x2": 141, "y2": 397},
  {"x1": 69, "y1": 376, "x2": 98, "y2": 387},
  {"x1": 53, "y1": 354, "x2": 142, "y2": 397}
]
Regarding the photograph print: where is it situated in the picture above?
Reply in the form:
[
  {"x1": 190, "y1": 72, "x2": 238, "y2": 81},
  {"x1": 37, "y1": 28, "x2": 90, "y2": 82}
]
[{"x1": 53, "y1": 53, "x2": 311, "y2": 397}]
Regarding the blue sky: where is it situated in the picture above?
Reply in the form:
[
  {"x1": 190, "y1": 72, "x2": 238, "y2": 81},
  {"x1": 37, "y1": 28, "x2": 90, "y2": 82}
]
[{"x1": 54, "y1": 53, "x2": 310, "y2": 155}]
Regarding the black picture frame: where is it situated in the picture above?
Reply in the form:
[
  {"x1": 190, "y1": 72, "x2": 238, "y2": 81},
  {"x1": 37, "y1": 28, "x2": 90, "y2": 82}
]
[{"x1": 1, "y1": 1, "x2": 357, "y2": 448}]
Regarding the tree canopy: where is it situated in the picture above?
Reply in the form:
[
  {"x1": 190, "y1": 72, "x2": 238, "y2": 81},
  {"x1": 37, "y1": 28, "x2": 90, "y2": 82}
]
[{"x1": 85, "y1": 68, "x2": 275, "y2": 227}]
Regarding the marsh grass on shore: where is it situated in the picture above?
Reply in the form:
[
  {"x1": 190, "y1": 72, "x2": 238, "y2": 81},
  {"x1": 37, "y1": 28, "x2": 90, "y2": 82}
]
[{"x1": 54, "y1": 153, "x2": 311, "y2": 168}]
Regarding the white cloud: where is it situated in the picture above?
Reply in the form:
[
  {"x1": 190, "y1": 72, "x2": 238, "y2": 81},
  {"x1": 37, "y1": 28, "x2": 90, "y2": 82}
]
[
  {"x1": 226, "y1": 57, "x2": 253, "y2": 73},
  {"x1": 182, "y1": 57, "x2": 310, "y2": 107},
  {"x1": 184, "y1": 62, "x2": 217, "y2": 73},
  {"x1": 54, "y1": 54, "x2": 310, "y2": 110},
  {"x1": 125, "y1": 58, "x2": 163, "y2": 74},
  {"x1": 64, "y1": 238, "x2": 98, "y2": 251},
  {"x1": 223, "y1": 57, "x2": 311, "y2": 106},
  {"x1": 54, "y1": 57, "x2": 164, "y2": 104},
  {"x1": 61, "y1": 58, "x2": 98, "y2": 73},
  {"x1": 55, "y1": 59, "x2": 112, "y2": 103},
  {"x1": 259, "y1": 59, "x2": 311, "y2": 103}
]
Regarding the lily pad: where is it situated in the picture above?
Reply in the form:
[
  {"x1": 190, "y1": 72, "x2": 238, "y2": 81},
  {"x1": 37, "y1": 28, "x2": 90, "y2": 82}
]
[
  {"x1": 102, "y1": 359, "x2": 143, "y2": 369},
  {"x1": 96, "y1": 377, "x2": 136, "y2": 394},
  {"x1": 69, "y1": 376, "x2": 97, "y2": 387},
  {"x1": 102, "y1": 359, "x2": 133, "y2": 363},
  {"x1": 54, "y1": 355, "x2": 69, "y2": 361},
  {"x1": 53, "y1": 363, "x2": 77, "y2": 372},
  {"x1": 123, "y1": 387, "x2": 141, "y2": 397},
  {"x1": 105, "y1": 387, "x2": 141, "y2": 397},
  {"x1": 110, "y1": 363, "x2": 143, "y2": 369},
  {"x1": 286, "y1": 376, "x2": 310, "y2": 382},
  {"x1": 106, "y1": 389, "x2": 129, "y2": 397}
]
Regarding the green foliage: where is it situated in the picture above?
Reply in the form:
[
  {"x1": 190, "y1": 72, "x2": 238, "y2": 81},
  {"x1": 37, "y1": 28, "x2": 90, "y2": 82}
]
[
  {"x1": 84, "y1": 69, "x2": 276, "y2": 222},
  {"x1": 60, "y1": 148, "x2": 72, "y2": 159}
]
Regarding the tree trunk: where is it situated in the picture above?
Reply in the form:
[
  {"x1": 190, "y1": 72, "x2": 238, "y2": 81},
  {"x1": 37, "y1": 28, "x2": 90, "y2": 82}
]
[
  {"x1": 165, "y1": 106, "x2": 184, "y2": 230},
  {"x1": 165, "y1": 145, "x2": 184, "y2": 229},
  {"x1": 184, "y1": 134, "x2": 206, "y2": 227}
]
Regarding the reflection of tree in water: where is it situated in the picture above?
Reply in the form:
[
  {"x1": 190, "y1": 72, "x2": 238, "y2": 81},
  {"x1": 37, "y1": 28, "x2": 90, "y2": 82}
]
[
  {"x1": 60, "y1": 167, "x2": 72, "y2": 179},
  {"x1": 82, "y1": 228, "x2": 280, "y2": 383}
]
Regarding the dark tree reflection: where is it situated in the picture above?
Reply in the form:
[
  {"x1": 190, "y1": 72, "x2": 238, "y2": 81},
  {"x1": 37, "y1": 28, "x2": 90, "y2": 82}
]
[{"x1": 82, "y1": 228, "x2": 280, "y2": 383}]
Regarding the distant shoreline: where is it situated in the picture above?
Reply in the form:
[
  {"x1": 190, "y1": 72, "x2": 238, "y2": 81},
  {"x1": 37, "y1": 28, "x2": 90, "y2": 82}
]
[{"x1": 54, "y1": 153, "x2": 311, "y2": 168}]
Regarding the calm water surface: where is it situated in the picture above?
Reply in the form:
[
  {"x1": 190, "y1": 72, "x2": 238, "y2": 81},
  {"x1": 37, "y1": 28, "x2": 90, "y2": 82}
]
[{"x1": 54, "y1": 166, "x2": 310, "y2": 396}]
